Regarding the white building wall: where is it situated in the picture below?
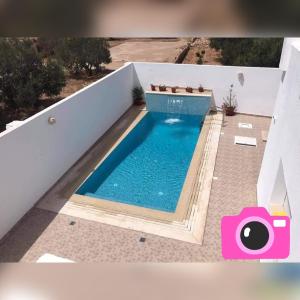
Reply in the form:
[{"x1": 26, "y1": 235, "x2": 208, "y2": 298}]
[
  {"x1": 279, "y1": 38, "x2": 300, "y2": 70},
  {"x1": 133, "y1": 63, "x2": 282, "y2": 116},
  {"x1": 0, "y1": 63, "x2": 136, "y2": 240},
  {"x1": 257, "y1": 40, "x2": 300, "y2": 262}
]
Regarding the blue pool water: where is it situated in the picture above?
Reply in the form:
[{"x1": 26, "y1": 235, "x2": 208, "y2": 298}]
[{"x1": 77, "y1": 112, "x2": 205, "y2": 212}]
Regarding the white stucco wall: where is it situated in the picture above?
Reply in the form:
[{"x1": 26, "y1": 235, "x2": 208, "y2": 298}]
[
  {"x1": 257, "y1": 40, "x2": 300, "y2": 262},
  {"x1": 133, "y1": 63, "x2": 282, "y2": 117},
  {"x1": 279, "y1": 38, "x2": 300, "y2": 70},
  {"x1": 0, "y1": 63, "x2": 136, "y2": 240}
]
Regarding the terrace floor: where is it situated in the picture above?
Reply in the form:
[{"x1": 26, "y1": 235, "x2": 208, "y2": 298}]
[{"x1": 0, "y1": 110, "x2": 270, "y2": 262}]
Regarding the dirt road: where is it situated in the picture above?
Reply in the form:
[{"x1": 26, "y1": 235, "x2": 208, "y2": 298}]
[{"x1": 106, "y1": 38, "x2": 189, "y2": 70}]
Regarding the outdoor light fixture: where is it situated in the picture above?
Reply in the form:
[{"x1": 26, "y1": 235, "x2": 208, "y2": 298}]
[
  {"x1": 48, "y1": 117, "x2": 56, "y2": 125},
  {"x1": 238, "y1": 72, "x2": 244, "y2": 86}
]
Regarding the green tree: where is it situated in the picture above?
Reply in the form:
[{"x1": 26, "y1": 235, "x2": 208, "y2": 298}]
[
  {"x1": 42, "y1": 61, "x2": 66, "y2": 96},
  {"x1": 0, "y1": 38, "x2": 65, "y2": 108},
  {"x1": 56, "y1": 38, "x2": 112, "y2": 76},
  {"x1": 209, "y1": 38, "x2": 283, "y2": 67}
]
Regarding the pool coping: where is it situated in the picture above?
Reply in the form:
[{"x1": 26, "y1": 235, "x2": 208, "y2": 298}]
[{"x1": 38, "y1": 109, "x2": 223, "y2": 244}]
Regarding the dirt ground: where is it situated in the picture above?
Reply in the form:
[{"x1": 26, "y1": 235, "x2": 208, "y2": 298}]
[
  {"x1": 106, "y1": 38, "x2": 189, "y2": 70},
  {"x1": 183, "y1": 38, "x2": 221, "y2": 65}
]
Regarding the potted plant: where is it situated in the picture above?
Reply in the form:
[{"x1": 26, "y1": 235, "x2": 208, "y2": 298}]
[
  {"x1": 186, "y1": 86, "x2": 193, "y2": 93},
  {"x1": 159, "y1": 85, "x2": 167, "y2": 92},
  {"x1": 222, "y1": 84, "x2": 237, "y2": 116},
  {"x1": 132, "y1": 86, "x2": 145, "y2": 106},
  {"x1": 198, "y1": 85, "x2": 204, "y2": 92},
  {"x1": 150, "y1": 84, "x2": 156, "y2": 91},
  {"x1": 171, "y1": 86, "x2": 177, "y2": 93}
]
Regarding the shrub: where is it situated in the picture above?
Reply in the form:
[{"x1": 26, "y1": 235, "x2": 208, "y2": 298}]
[
  {"x1": 0, "y1": 38, "x2": 66, "y2": 108},
  {"x1": 34, "y1": 38, "x2": 60, "y2": 58},
  {"x1": 56, "y1": 38, "x2": 112, "y2": 76},
  {"x1": 132, "y1": 86, "x2": 144, "y2": 105},
  {"x1": 42, "y1": 61, "x2": 66, "y2": 96},
  {"x1": 209, "y1": 38, "x2": 283, "y2": 67},
  {"x1": 222, "y1": 84, "x2": 237, "y2": 116},
  {"x1": 197, "y1": 54, "x2": 203, "y2": 64}
]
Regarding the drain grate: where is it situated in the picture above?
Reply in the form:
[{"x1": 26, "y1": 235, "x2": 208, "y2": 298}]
[{"x1": 139, "y1": 237, "x2": 146, "y2": 243}]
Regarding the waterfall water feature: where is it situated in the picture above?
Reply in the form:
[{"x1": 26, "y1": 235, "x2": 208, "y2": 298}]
[{"x1": 145, "y1": 92, "x2": 211, "y2": 117}]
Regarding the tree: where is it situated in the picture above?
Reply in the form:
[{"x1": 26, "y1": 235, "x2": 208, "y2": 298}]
[
  {"x1": 34, "y1": 38, "x2": 60, "y2": 58},
  {"x1": 209, "y1": 38, "x2": 283, "y2": 67},
  {"x1": 56, "y1": 38, "x2": 112, "y2": 76},
  {"x1": 41, "y1": 60, "x2": 66, "y2": 97},
  {"x1": 0, "y1": 38, "x2": 66, "y2": 108}
]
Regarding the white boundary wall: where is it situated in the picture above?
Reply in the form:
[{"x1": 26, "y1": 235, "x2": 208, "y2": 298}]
[
  {"x1": 133, "y1": 62, "x2": 282, "y2": 116},
  {"x1": 0, "y1": 63, "x2": 136, "y2": 240},
  {"x1": 258, "y1": 40, "x2": 300, "y2": 262}
]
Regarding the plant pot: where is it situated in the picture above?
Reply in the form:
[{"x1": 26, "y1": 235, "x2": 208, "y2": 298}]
[
  {"x1": 198, "y1": 86, "x2": 204, "y2": 92},
  {"x1": 151, "y1": 84, "x2": 156, "y2": 91},
  {"x1": 171, "y1": 87, "x2": 177, "y2": 93},
  {"x1": 134, "y1": 99, "x2": 145, "y2": 106},
  {"x1": 223, "y1": 106, "x2": 236, "y2": 116},
  {"x1": 186, "y1": 87, "x2": 193, "y2": 93},
  {"x1": 159, "y1": 85, "x2": 167, "y2": 92}
]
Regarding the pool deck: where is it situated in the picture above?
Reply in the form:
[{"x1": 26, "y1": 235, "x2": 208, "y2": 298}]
[{"x1": 0, "y1": 108, "x2": 270, "y2": 262}]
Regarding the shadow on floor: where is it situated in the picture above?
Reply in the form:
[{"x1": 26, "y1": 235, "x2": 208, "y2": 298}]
[
  {"x1": 0, "y1": 105, "x2": 144, "y2": 262},
  {"x1": 0, "y1": 208, "x2": 58, "y2": 262}
]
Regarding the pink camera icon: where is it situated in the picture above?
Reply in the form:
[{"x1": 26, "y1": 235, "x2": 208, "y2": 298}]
[{"x1": 221, "y1": 207, "x2": 290, "y2": 259}]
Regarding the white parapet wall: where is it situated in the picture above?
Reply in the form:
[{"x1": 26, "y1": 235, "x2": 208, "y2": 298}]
[
  {"x1": 0, "y1": 63, "x2": 137, "y2": 240},
  {"x1": 257, "y1": 40, "x2": 300, "y2": 262},
  {"x1": 133, "y1": 62, "x2": 282, "y2": 116}
]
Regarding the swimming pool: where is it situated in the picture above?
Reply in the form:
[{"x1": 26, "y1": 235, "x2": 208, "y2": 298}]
[{"x1": 76, "y1": 112, "x2": 205, "y2": 212}]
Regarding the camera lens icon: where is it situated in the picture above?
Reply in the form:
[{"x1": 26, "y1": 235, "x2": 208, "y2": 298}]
[{"x1": 236, "y1": 217, "x2": 274, "y2": 255}]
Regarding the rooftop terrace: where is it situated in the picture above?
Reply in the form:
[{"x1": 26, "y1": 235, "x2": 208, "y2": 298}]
[
  {"x1": 0, "y1": 61, "x2": 283, "y2": 262},
  {"x1": 0, "y1": 112, "x2": 270, "y2": 262}
]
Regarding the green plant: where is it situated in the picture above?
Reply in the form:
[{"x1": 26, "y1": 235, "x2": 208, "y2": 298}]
[
  {"x1": 198, "y1": 85, "x2": 204, "y2": 92},
  {"x1": 56, "y1": 38, "x2": 111, "y2": 76},
  {"x1": 159, "y1": 85, "x2": 167, "y2": 92},
  {"x1": 0, "y1": 38, "x2": 66, "y2": 108},
  {"x1": 34, "y1": 37, "x2": 60, "y2": 58},
  {"x1": 222, "y1": 84, "x2": 237, "y2": 116},
  {"x1": 42, "y1": 61, "x2": 66, "y2": 96},
  {"x1": 132, "y1": 86, "x2": 144, "y2": 105},
  {"x1": 210, "y1": 38, "x2": 283, "y2": 67}
]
